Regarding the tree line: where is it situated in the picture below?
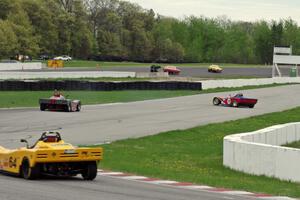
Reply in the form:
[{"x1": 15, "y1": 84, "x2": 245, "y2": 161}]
[{"x1": 0, "y1": 0, "x2": 300, "y2": 64}]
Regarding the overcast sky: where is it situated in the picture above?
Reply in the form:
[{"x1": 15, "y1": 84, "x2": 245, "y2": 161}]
[{"x1": 127, "y1": 0, "x2": 300, "y2": 24}]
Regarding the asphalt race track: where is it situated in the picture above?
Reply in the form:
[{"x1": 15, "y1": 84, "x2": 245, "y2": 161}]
[
  {"x1": 0, "y1": 84, "x2": 300, "y2": 200},
  {"x1": 1, "y1": 84, "x2": 300, "y2": 148},
  {"x1": 103, "y1": 66, "x2": 276, "y2": 78},
  {"x1": 16, "y1": 66, "x2": 290, "y2": 78},
  {"x1": 0, "y1": 174, "x2": 255, "y2": 200}
]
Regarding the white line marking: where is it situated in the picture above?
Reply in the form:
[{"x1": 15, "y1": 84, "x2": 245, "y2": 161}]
[
  {"x1": 99, "y1": 172, "x2": 124, "y2": 176},
  {"x1": 258, "y1": 197, "x2": 297, "y2": 200},
  {"x1": 121, "y1": 176, "x2": 148, "y2": 180},
  {"x1": 180, "y1": 185, "x2": 214, "y2": 190},
  {"x1": 148, "y1": 180, "x2": 178, "y2": 184},
  {"x1": 221, "y1": 191, "x2": 254, "y2": 195}
]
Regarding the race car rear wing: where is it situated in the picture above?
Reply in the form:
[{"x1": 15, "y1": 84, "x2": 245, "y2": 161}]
[{"x1": 39, "y1": 98, "x2": 70, "y2": 105}]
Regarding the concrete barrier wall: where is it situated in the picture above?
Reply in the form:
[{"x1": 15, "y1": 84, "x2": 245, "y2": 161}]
[
  {"x1": 136, "y1": 72, "x2": 169, "y2": 78},
  {"x1": 0, "y1": 71, "x2": 135, "y2": 79},
  {"x1": 0, "y1": 80, "x2": 202, "y2": 91},
  {"x1": 201, "y1": 77, "x2": 300, "y2": 89},
  {"x1": 0, "y1": 63, "x2": 42, "y2": 70},
  {"x1": 224, "y1": 123, "x2": 300, "y2": 182}
]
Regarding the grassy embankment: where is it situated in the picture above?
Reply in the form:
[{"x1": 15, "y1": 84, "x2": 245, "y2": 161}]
[
  {"x1": 0, "y1": 84, "x2": 289, "y2": 108},
  {"x1": 99, "y1": 107, "x2": 300, "y2": 198}
]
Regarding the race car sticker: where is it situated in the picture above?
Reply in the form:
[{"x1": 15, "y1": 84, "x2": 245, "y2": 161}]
[
  {"x1": 227, "y1": 98, "x2": 231, "y2": 105},
  {"x1": 9, "y1": 157, "x2": 17, "y2": 168}
]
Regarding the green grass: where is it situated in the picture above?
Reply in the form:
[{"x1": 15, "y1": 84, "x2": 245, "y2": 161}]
[
  {"x1": 58, "y1": 60, "x2": 266, "y2": 68},
  {"x1": 0, "y1": 90, "x2": 200, "y2": 108},
  {"x1": 0, "y1": 84, "x2": 291, "y2": 108},
  {"x1": 98, "y1": 107, "x2": 300, "y2": 198},
  {"x1": 284, "y1": 141, "x2": 300, "y2": 149}
]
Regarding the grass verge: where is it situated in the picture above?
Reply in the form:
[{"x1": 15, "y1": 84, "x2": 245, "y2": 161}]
[
  {"x1": 0, "y1": 84, "x2": 291, "y2": 108},
  {"x1": 284, "y1": 141, "x2": 300, "y2": 149},
  {"x1": 99, "y1": 107, "x2": 300, "y2": 198}
]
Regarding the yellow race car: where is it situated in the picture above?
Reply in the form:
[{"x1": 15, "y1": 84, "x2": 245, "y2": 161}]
[
  {"x1": 208, "y1": 65, "x2": 223, "y2": 73},
  {"x1": 0, "y1": 132, "x2": 103, "y2": 180}
]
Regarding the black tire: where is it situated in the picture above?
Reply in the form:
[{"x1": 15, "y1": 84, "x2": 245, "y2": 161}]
[
  {"x1": 232, "y1": 101, "x2": 239, "y2": 107},
  {"x1": 81, "y1": 162, "x2": 97, "y2": 180},
  {"x1": 40, "y1": 104, "x2": 46, "y2": 111},
  {"x1": 249, "y1": 105, "x2": 255, "y2": 108},
  {"x1": 213, "y1": 97, "x2": 221, "y2": 106},
  {"x1": 65, "y1": 104, "x2": 70, "y2": 112},
  {"x1": 21, "y1": 159, "x2": 40, "y2": 180},
  {"x1": 76, "y1": 102, "x2": 81, "y2": 112}
]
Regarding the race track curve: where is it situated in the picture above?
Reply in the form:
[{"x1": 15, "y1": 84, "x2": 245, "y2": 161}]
[
  {"x1": 0, "y1": 84, "x2": 299, "y2": 148},
  {"x1": 0, "y1": 84, "x2": 299, "y2": 200}
]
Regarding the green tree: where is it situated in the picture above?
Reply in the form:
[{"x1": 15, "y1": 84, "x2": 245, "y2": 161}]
[
  {"x1": 253, "y1": 21, "x2": 273, "y2": 64},
  {"x1": 221, "y1": 23, "x2": 255, "y2": 63},
  {"x1": 282, "y1": 19, "x2": 300, "y2": 55},
  {"x1": 7, "y1": 4, "x2": 39, "y2": 56},
  {"x1": 0, "y1": 20, "x2": 18, "y2": 58},
  {"x1": 271, "y1": 21, "x2": 284, "y2": 46}
]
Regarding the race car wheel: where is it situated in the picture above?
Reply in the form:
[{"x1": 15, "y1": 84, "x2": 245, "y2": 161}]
[
  {"x1": 76, "y1": 103, "x2": 81, "y2": 112},
  {"x1": 249, "y1": 105, "x2": 255, "y2": 108},
  {"x1": 233, "y1": 101, "x2": 239, "y2": 107},
  {"x1": 21, "y1": 159, "x2": 40, "y2": 180},
  {"x1": 81, "y1": 162, "x2": 97, "y2": 180},
  {"x1": 65, "y1": 104, "x2": 71, "y2": 112},
  {"x1": 213, "y1": 97, "x2": 221, "y2": 106},
  {"x1": 40, "y1": 104, "x2": 46, "y2": 111}
]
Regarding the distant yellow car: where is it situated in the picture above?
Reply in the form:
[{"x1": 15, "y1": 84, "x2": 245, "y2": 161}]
[
  {"x1": 0, "y1": 132, "x2": 103, "y2": 180},
  {"x1": 208, "y1": 65, "x2": 223, "y2": 73}
]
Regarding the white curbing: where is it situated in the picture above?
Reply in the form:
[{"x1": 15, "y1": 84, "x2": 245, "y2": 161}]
[
  {"x1": 221, "y1": 191, "x2": 254, "y2": 195},
  {"x1": 97, "y1": 170, "x2": 298, "y2": 199},
  {"x1": 99, "y1": 172, "x2": 125, "y2": 176},
  {"x1": 148, "y1": 180, "x2": 178, "y2": 184},
  {"x1": 224, "y1": 122, "x2": 300, "y2": 183},
  {"x1": 121, "y1": 176, "x2": 148, "y2": 180}
]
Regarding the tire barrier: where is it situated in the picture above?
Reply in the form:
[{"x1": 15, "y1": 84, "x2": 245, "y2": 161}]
[{"x1": 0, "y1": 80, "x2": 202, "y2": 91}]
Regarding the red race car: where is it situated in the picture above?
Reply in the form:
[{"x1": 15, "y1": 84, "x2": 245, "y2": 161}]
[
  {"x1": 163, "y1": 66, "x2": 181, "y2": 75},
  {"x1": 213, "y1": 93, "x2": 258, "y2": 108}
]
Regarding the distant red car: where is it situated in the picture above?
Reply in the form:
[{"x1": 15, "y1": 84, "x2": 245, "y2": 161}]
[
  {"x1": 163, "y1": 66, "x2": 181, "y2": 75},
  {"x1": 213, "y1": 93, "x2": 258, "y2": 108}
]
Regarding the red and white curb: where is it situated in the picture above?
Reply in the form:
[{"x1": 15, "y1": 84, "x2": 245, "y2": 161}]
[{"x1": 97, "y1": 170, "x2": 297, "y2": 200}]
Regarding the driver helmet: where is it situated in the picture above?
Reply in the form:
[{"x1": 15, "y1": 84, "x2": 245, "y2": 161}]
[{"x1": 54, "y1": 89, "x2": 60, "y2": 97}]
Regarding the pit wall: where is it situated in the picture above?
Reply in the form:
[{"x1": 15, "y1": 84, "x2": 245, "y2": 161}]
[
  {"x1": 224, "y1": 123, "x2": 300, "y2": 182},
  {"x1": 0, "y1": 63, "x2": 42, "y2": 70},
  {"x1": 201, "y1": 77, "x2": 300, "y2": 89}
]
